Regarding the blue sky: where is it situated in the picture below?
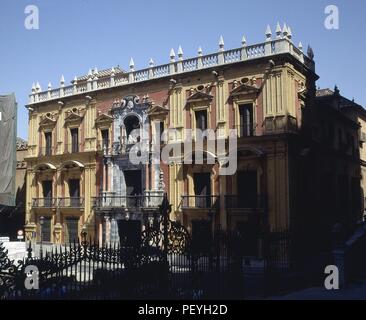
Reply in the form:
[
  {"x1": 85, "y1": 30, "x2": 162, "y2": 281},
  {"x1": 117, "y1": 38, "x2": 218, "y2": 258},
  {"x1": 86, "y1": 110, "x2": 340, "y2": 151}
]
[{"x1": 0, "y1": 0, "x2": 365, "y2": 139}]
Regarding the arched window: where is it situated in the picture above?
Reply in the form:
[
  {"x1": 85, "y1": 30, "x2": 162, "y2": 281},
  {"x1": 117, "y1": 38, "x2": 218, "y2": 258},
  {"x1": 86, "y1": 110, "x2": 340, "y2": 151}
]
[{"x1": 124, "y1": 115, "x2": 141, "y2": 144}]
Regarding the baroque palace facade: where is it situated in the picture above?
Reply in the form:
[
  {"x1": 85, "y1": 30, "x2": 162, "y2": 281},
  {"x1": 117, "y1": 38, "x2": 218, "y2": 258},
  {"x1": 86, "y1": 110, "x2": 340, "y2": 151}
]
[{"x1": 24, "y1": 24, "x2": 365, "y2": 249}]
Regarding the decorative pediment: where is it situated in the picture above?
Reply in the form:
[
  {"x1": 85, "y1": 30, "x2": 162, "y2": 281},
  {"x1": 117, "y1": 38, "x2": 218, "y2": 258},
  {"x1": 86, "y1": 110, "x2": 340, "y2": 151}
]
[
  {"x1": 147, "y1": 104, "x2": 169, "y2": 116},
  {"x1": 186, "y1": 91, "x2": 214, "y2": 104},
  {"x1": 64, "y1": 108, "x2": 85, "y2": 124},
  {"x1": 230, "y1": 83, "x2": 260, "y2": 97},
  {"x1": 95, "y1": 112, "x2": 113, "y2": 127},
  {"x1": 39, "y1": 113, "x2": 57, "y2": 128}
]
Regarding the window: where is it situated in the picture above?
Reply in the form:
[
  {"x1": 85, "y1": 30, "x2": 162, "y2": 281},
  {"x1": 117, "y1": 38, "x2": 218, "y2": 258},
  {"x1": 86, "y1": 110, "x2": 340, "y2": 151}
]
[
  {"x1": 65, "y1": 217, "x2": 79, "y2": 243},
  {"x1": 124, "y1": 116, "x2": 140, "y2": 144},
  {"x1": 69, "y1": 179, "x2": 80, "y2": 207},
  {"x1": 159, "y1": 121, "x2": 165, "y2": 136},
  {"x1": 70, "y1": 128, "x2": 79, "y2": 153},
  {"x1": 42, "y1": 181, "x2": 53, "y2": 207},
  {"x1": 239, "y1": 104, "x2": 254, "y2": 137},
  {"x1": 193, "y1": 172, "x2": 211, "y2": 208},
  {"x1": 101, "y1": 129, "x2": 109, "y2": 152},
  {"x1": 40, "y1": 217, "x2": 51, "y2": 243},
  {"x1": 195, "y1": 110, "x2": 207, "y2": 131},
  {"x1": 45, "y1": 132, "x2": 52, "y2": 156}
]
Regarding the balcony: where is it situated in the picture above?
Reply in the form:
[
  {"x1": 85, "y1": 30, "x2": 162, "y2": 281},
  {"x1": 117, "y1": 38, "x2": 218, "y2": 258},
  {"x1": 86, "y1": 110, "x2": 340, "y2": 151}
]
[
  {"x1": 64, "y1": 143, "x2": 82, "y2": 154},
  {"x1": 235, "y1": 124, "x2": 257, "y2": 138},
  {"x1": 32, "y1": 198, "x2": 57, "y2": 208},
  {"x1": 96, "y1": 141, "x2": 112, "y2": 156},
  {"x1": 93, "y1": 191, "x2": 164, "y2": 210},
  {"x1": 181, "y1": 195, "x2": 220, "y2": 210},
  {"x1": 58, "y1": 197, "x2": 85, "y2": 208},
  {"x1": 38, "y1": 146, "x2": 55, "y2": 157},
  {"x1": 225, "y1": 195, "x2": 267, "y2": 210}
]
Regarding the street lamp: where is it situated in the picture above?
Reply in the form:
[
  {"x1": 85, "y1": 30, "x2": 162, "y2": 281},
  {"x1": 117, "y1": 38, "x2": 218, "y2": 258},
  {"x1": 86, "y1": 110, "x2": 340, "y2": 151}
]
[{"x1": 39, "y1": 216, "x2": 45, "y2": 258}]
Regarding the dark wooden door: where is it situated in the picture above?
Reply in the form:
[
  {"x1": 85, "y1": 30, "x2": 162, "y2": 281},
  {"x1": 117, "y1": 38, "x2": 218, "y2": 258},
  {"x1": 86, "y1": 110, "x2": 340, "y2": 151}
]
[{"x1": 237, "y1": 171, "x2": 257, "y2": 208}]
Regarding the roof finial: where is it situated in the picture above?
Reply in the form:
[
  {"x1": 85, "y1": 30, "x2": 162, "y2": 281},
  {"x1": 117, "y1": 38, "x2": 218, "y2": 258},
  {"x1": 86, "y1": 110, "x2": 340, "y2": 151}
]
[
  {"x1": 276, "y1": 22, "x2": 282, "y2": 39},
  {"x1": 241, "y1": 35, "x2": 247, "y2": 47},
  {"x1": 283, "y1": 23, "x2": 288, "y2": 38},
  {"x1": 60, "y1": 75, "x2": 65, "y2": 86},
  {"x1": 307, "y1": 45, "x2": 314, "y2": 60},
  {"x1": 31, "y1": 83, "x2": 36, "y2": 93},
  {"x1": 149, "y1": 58, "x2": 155, "y2": 67},
  {"x1": 298, "y1": 42, "x2": 303, "y2": 52},
  {"x1": 178, "y1": 46, "x2": 183, "y2": 60},
  {"x1": 36, "y1": 82, "x2": 41, "y2": 92},
  {"x1": 48, "y1": 82, "x2": 52, "y2": 90},
  {"x1": 287, "y1": 26, "x2": 292, "y2": 40},
  {"x1": 334, "y1": 85, "x2": 340, "y2": 96},
  {"x1": 170, "y1": 48, "x2": 176, "y2": 62},
  {"x1": 219, "y1": 35, "x2": 225, "y2": 51},
  {"x1": 129, "y1": 57, "x2": 135, "y2": 71},
  {"x1": 265, "y1": 25, "x2": 272, "y2": 41},
  {"x1": 198, "y1": 46, "x2": 203, "y2": 56}
]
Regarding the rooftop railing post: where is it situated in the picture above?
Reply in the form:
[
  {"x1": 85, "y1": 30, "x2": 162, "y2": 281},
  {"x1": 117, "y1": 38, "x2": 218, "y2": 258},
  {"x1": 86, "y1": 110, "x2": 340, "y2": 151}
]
[
  {"x1": 47, "y1": 82, "x2": 52, "y2": 99},
  {"x1": 93, "y1": 69, "x2": 98, "y2": 90},
  {"x1": 197, "y1": 47, "x2": 203, "y2": 69},
  {"x1": 169, "y1": 48, "x2": 176, "y2": 75},
  {"x1": 218, "y1": 36, "x2": 225, "y2": 64},
  {"x1": 177, "y1": 46, "x2": 183, "y2": 73},
  {"x1": 60, "y1": 75, "x2": 65, "y2": 97},
  {"x1": 148, "y1": 59, "x2": 154, "y2": 79},
  {"x1": 129, "y1": 58, "x2": 135, "y2": 83},
  {"x1": 241, "y1": 36, "x2": 247, "y2": 60},
  {"x1": 265, "y1": 25, "x2": 272, "y2": 55},
  {"x1": 110, "y1": 67, "x2": 115, "y2": 87},
  {"x1": 87, "y1": 69, "x2": 93, "y2": 91},
  {"x1": 73, "y1": 77, "x2": 77, "y2": 94}
]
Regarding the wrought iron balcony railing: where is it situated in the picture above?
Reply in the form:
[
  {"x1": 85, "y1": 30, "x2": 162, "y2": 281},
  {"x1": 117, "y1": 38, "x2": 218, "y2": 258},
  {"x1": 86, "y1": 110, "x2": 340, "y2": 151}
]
[
  {"x1": 235, "y1": 124, "x2": 257, "y2": 138},
  {"x1": 93, "y1": 191, "x2": 164, "y2": 209},
  {"x1": 181, "y1": 195, "x2": 220, "y2": 209},
  {"x1": 58, "y1": 197, "x2": 85, "y2": 208},
  {"x1": 64, "y1": 143, "x2": 83, "y2": 154},
  {"x1": 32, "y1": 198, "x2": 57, "y2": 208},
  {"x1": 96, "y1": 140, "x2": 112, "y2": 155},
  {"x1": 225, "y1": 195, "x2": 267, "y2": 209},
  {"x1": 38, "y1": 146, "x2": 56, "y2": 157}
]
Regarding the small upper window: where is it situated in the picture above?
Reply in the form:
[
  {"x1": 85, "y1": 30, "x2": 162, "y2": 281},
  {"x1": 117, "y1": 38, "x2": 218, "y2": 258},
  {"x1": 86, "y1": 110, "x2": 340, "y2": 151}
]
[{"x1": 195, "y1": 110, "x2": 207, "y2": 131}]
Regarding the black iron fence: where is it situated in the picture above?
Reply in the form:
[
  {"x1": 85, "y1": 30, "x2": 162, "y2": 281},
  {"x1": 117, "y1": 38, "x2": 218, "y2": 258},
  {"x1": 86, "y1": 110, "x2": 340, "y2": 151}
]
[
  {"x1": 0, "y1": 194, "x2": 316, "y2": 300},
  {"x1": 0, "y1": 229, "x2": 301, "y2": 300}
]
